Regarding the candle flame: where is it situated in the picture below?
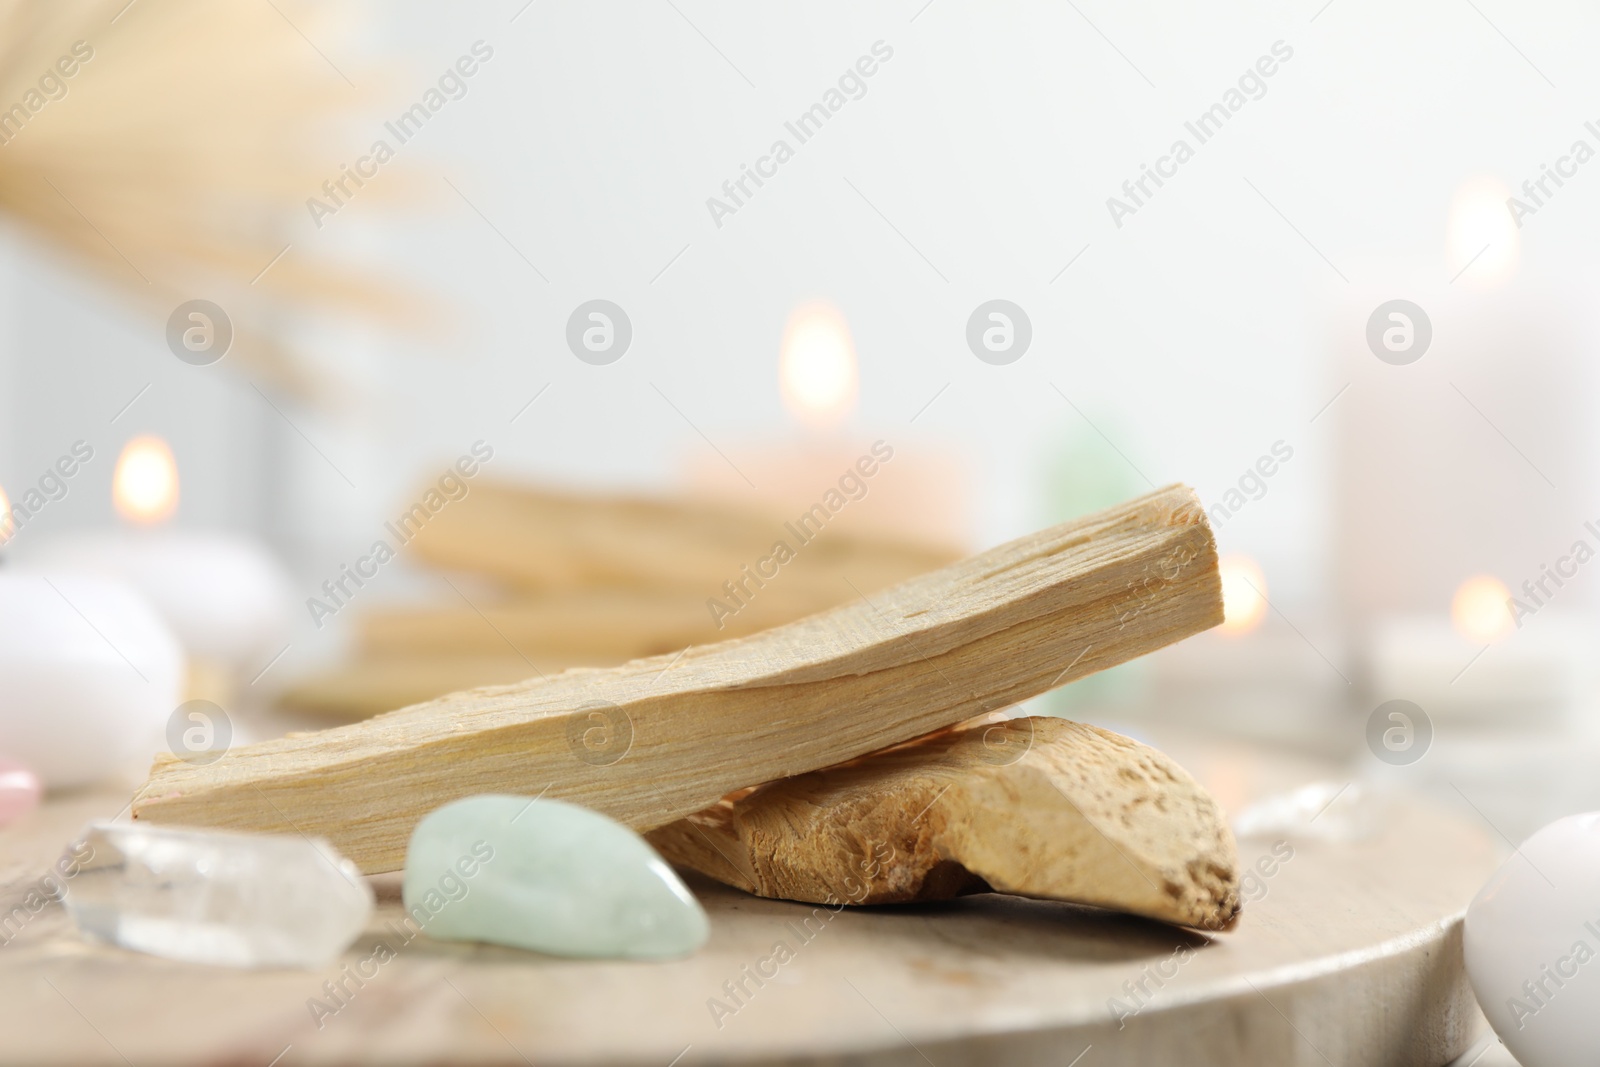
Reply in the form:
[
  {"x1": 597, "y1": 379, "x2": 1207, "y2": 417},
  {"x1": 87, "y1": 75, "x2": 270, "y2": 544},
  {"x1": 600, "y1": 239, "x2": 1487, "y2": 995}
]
[
  {"x1": 1447, "y1": 176, "x2": 1519, "y2": 287},
  {"x1": 779, "y1": 301, "x2": 858, "y2": 430},
  {"x1": 0, "y1": 483, "x2": 12, "y2": 547},
  {"x1": 1452, "y1": 574, "x2": 1513, "y2": 642},
  {"x1": 114, "y1": 435, "x2": 179, "y2": 525},
  {"x1": 1218, "y1": 554, "x2": 1268, "y2": 635}
]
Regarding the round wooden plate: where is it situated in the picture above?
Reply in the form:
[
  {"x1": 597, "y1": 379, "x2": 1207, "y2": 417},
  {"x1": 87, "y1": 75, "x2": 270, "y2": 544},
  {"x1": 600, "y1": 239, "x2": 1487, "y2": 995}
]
[{"x1": 0, "y1": 769, "x2": 1498, "y2": 1065}]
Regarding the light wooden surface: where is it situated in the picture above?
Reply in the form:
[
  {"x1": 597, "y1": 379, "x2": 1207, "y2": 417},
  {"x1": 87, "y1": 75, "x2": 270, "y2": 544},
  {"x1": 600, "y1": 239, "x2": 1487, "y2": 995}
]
[
  {"x1": 132, "y1": 485, "x2": 1222, "y2": 873},
  {"x1": 0, "y1": 737, "x2": 1500, "y2": 1066}
]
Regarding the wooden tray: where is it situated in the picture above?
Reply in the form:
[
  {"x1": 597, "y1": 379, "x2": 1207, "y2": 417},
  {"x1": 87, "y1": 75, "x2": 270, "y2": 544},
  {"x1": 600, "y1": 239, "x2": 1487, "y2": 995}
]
[{"x1": 0, "y1": 752, "x2": 1499, "y2": 1066}]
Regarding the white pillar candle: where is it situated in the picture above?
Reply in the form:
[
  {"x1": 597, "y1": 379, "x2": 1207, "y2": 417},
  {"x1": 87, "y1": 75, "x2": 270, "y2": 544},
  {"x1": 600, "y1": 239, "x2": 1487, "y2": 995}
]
[
  {"x1": 1329, "y1": 266, "x2": 1600, "y2": 631},
  {"x1": 0, "y1": 571, "x2": 184, "y2": 788},
  {"x1": 34, "y1": 530, "x2": 293, "y2": 673},
  {"x1": 25, "y1": 435, "x2": 294, "y2": 677}
]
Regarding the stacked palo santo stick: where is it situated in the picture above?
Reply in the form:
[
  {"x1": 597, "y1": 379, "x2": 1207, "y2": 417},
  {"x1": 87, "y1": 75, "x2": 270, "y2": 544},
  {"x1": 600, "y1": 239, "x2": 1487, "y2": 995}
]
[
  {"x1": 149, "y1": 484, "x2": 1242, "y2": 930},
  {"x1": 282, "y1": 479, "x2": 962, "y2": 720}
]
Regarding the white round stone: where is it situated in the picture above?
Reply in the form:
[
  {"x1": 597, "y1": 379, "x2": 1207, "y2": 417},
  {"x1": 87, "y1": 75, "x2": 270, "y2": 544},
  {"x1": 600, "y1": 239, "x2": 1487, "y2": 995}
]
[
  {"x1": 0, "y1": 572, "x2": 184, "y2": 788},
  {"x1": 1464, "y1": 811, "x2": 1600, "y2": 1067}
]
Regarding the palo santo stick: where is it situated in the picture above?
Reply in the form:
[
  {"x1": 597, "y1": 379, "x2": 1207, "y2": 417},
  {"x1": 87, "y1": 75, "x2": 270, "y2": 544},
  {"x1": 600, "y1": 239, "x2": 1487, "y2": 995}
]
[
  {"x1": 301, "y1": 559, "x2": 934, "y2": 721},
  {"x1": 403, "y1": 479, "x2": 959, "y2": 595},
  {"x1": 132, "y1": 484, "x2": 1221, "y2": 873},
  {"x1": 646, "y1": 716, "x2": 1242, "y2": 931},
  {"x1": 356, "y1": 584, "x2": 867, "y2": 662},
  {"x1": 278, "y1": 654, "x2": 568, "y2": 722}
]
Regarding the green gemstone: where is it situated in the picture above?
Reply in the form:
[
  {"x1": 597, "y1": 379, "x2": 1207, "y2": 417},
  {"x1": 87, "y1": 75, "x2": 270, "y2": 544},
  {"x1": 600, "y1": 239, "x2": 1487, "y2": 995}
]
[{"x1": 402, "y1": 795, "x2": 708, "y2": 959}]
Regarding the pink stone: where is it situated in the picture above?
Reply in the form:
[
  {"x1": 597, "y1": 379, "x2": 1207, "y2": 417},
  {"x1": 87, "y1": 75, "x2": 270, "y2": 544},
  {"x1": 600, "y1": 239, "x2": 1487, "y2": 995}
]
[{"x1": 0, "y1": 760, "x2": 42, "y2": 826}]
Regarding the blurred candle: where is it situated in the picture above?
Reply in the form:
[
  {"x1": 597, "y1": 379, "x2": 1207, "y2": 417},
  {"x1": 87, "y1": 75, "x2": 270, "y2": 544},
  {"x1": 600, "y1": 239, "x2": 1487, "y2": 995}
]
[
  {"x1": 1219, "y1": 554, "x2": 1269, "y2": 636},
  {"x1": 779, "y1": 301, "x2": 858, "y2": 432},
  {"x1": 31, "y1": 436, "x2": 293, "y2": 692},
  {"x1": 1452, "y1": 575, "x2": 1515, "y2": 643},
  {"x1": 1368, "y1": 575, "x2": 1592, "y2": 721},
  {"x1": 0, "y1": 479, "x2": 185, "y2": 789},
  {"x1": 1446, "y1": 176, "x2": 1519, "y2": 289},
  {"x1": 115, "y1": 435, "x2": 180, "y2": 524},
  {"x1": 1331, "y1": 180, "x2": 1600, "y2": 637},
  {"x1": 686, "y1": 301, "x2": 971, "y2": 552}
]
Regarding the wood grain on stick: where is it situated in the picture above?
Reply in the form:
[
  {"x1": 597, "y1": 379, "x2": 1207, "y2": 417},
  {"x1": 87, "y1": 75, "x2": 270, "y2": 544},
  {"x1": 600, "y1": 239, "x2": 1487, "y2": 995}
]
[
  {"x1": 285, "y1": 586, "x2": 877, "y2": 721},
  {"x1": 132, "y1": 484, "x2": 1222, "y2": 873},
  {"x1": 278, "y1": 654, "x2": 564, "y2": 722},
  {"x1": 403, "y1": 479, "x2": 958, "y2": 593},
  {"x1": 648, "y1": 716, "x2": 1241, "y2": 930},
  {"x1": 357, "y1": 584, "x2": 872, "y2": 661}
]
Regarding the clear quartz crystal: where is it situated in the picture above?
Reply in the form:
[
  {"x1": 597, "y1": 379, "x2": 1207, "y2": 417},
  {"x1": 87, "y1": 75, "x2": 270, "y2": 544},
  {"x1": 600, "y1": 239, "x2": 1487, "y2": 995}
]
[{"x1": 61, "y1": 821, "x2": 373, "y2": 968}]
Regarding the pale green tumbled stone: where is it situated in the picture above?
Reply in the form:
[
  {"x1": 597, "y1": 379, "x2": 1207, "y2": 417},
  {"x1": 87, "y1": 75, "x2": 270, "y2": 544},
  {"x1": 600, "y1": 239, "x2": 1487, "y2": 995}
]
[{"x1": 402, "y1": 795, "x2": 708, "y2": 959}]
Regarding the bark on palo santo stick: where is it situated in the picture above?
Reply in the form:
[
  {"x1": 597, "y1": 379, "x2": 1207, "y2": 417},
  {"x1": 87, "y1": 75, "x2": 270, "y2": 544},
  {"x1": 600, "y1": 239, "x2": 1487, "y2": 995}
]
[
  {"x1": 132, "y1": 484, "x2": 1221, "y2": 874},
  {"x1": 647, "y1": 716, "x2": 1241, "y2": 930}
]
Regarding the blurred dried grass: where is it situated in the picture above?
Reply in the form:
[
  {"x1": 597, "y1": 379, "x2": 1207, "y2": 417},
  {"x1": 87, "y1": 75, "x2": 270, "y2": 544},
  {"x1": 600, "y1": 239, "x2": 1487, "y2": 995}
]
[{"x1": 0, "y1": 0, "x2": 421, "y2": 402}]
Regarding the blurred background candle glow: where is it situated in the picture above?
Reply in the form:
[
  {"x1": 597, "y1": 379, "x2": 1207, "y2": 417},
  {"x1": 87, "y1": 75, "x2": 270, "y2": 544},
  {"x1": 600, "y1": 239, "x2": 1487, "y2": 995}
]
[
  {"x1": 686, "y1": 300, "x2": 971, "y2": 551},
  {"x1": 1452, "y1": 575, "x2": 1515, "y2": 644},
  {"x1": 28, "y1": 437, "x2": 294, "y2": 700},
  {"x1": 1219, "y1": 554, "x2": 1269, "y2": 636},
  {"x1": 113, "y1": 435, "x2": 180, "y2": 526},
  {"x1": 778, "y1": 302, "x2": 858, "y2": 431},
  {"x1": 1445, "y1": 176, "x2": 1520, "y2": 289}
]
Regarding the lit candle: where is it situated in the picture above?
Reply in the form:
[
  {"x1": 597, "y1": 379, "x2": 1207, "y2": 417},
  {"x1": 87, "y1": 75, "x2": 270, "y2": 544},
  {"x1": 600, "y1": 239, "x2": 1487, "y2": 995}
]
[
  {"x1": 1367, "y1": 574, "x2": 1591, "y2": 721},
  {"x1": 29, "y1": 436, "x2": 294, "y2": 693},
  {"x1": 1219, "y1": 553, "x2": 1269, "y2": 636},
  {"x1": 1445, "y1": 176, "x2": 1519, "y2": 289},
  {"x1": 780, "y1": 300, "x2": 859, "y2": 432},
  {"x1": 684, "y1": 301, "x2": 972, "y2": 552},
  {"x1": 1333, "y1": 176, "x2": 1599, "y2": 722},
  {"x1": 0, "y1": 482, "x2": 185, "y2": 789}
]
